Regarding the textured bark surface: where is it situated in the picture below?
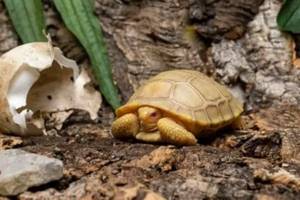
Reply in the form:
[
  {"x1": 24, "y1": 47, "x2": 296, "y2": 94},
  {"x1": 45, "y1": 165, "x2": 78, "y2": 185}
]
[
  {"x1": 190, "y1": 0, "x2": 265, "y2": 40},
  {"x1": 92, "y1": 0, "x2": 300, "y2": 111},
  {"x1": 0, "y1": 2, "x2": 18, "y2": 54},
  {"x1": 95, "y1": 0, "x2": 204, "y2": 100},
  {"x1": 209, "y1": 0, "x2": 300, "y2": 110}
]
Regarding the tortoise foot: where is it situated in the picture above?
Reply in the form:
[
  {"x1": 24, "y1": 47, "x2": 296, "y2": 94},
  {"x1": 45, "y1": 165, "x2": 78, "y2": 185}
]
[
  {"x1": 111, "y1": 113, "x2": 139, "y2": 139},
  {"x1": 158, "y1": 118, "x2": 197, "y2": 146}
]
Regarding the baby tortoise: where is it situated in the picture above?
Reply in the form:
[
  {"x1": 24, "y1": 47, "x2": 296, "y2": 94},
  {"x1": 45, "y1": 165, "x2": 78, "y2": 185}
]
[{"x1": 112, "y1": 70, "x2": 243, "y2": 146}]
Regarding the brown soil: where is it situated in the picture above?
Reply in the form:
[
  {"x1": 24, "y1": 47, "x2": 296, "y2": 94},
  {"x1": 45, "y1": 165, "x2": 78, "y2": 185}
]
[{"x1": 6, "y1": 104, "x2": 298, "y2": 200}]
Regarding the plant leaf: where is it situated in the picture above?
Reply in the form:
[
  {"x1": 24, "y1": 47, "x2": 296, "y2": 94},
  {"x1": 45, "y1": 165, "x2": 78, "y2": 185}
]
[
  {"x1": 53, "y1": 0, "x2": 121, "y2": 110},
  {"x1": 277, "y1": 0, "x2": 300, "y2": 33},
  {"x1": 4, "y1": 0, "x2": 46, "y2": 43}
]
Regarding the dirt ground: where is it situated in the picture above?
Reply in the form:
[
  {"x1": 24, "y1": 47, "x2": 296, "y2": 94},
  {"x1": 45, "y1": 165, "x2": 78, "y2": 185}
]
[{"x1": 0, "y1": 104, "x2": 297, "y2": 199}]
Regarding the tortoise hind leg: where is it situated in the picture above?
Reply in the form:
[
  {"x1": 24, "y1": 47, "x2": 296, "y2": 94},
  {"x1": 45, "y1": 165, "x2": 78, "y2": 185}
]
[
  {"x1": 111, "y1": 113, "x2": 139, "y2": 139},
  {"x1": 158, "y1": 118, "x2": 197, "y2": 146},
  {"x1": 231, "y1": 116, "x2": 245, "y2": 130}
]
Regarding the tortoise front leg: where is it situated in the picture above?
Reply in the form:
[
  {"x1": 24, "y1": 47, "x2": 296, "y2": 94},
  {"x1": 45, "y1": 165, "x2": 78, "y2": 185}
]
[
  {"x1": 158, "y1": 118, "x2": 197, "y2": 146},
  {"x1": 111, "y1": 113, "x2": 139, "y2": 139}
]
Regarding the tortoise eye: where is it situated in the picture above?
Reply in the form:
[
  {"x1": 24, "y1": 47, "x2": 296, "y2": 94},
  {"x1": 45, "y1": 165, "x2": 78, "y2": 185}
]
[{"x1": 150, "y1": 112, "x2": 157, "y2": 117}]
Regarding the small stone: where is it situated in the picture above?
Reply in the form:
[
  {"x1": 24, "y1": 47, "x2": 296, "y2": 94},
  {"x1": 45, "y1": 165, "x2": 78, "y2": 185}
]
[
  {"x1": 112, "y1": 169, "x2": 120, "y2": 175},
  {"x1": 0, "y1": 149, "x2": 63, "y2": 196},
  {"x1": 282, "y1": 163, "x2": 289, "y2": 167},
  {"x1": 114, "y1": 177, "x2": 128, "y2": 186},
  {"x1": 100, "y1": 175, "x2": 108, "y2": 183}
]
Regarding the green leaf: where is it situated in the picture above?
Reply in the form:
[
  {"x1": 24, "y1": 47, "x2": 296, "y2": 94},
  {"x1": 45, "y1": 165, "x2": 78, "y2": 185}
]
[
  {"x1": 4, "y1": 0, "x2": 46, "y2": 43},
  {"x1": 277, "y1": 0, "x2": 300, "y2": 33},
  {"x1": 53, "y1": 0, "x2": 121, "y2": 110}
]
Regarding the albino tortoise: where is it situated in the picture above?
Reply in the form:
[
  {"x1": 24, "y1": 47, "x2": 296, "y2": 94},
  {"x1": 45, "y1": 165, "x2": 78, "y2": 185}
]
[{"x1": 112, "y1": 70, "x2": 243, "y2": 145}]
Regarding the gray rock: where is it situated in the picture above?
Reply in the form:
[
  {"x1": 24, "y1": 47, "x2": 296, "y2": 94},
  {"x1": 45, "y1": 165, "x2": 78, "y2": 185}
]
[{"x1": 0, "y1": 149, "x2": 63, "y2": 196}]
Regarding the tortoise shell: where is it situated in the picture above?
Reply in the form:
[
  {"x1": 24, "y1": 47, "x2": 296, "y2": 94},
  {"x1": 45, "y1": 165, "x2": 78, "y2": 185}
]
[{"x1": 116, "y1": 70, "x2": 243, "y2": 134}]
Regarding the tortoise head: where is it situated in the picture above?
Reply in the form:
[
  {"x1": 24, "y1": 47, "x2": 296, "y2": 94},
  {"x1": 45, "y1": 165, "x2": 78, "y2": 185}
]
[{"x1": 138, "y1": 106, "x2": 162, "y2": 132}]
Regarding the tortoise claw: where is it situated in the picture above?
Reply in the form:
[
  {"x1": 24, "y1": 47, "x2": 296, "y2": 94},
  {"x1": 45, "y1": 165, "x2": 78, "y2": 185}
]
[{"x1": 135, "y1": 131, "x2": 162, "y2": 143}]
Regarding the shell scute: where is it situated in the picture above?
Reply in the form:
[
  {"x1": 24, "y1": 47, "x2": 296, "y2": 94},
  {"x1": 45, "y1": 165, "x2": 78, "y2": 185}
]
[
  {"x1": 194, "y1": 109, "x2": 210, "y2": 125},
  {"x1": 134, "y1": 81, "x2": 172, "y2": 99},
  {"x1": 206, "y1": 105, "x2": 223, "y2": 125},
  {"x1": 190, "y1": 78, "x2": 223, "y2": 101},
  {"x1": 152, "y1": 70, "x2": 193, "y2": 82},
  {"x1": 219, "y1": 101, "x2": 234, "y2": 121},
  {"x1": 172, "y1": 83, "x2": 203, "y2": 107}
]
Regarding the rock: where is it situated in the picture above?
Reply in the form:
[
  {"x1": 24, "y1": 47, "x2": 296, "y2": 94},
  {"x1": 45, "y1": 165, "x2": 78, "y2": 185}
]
[
  {"x1": 252, "y1": 105, "x2": 300, "y2": 162},
  {"x1": 179, "y1": 176, "x2": 219, "y2": 198},
  {"x1": 115, "y1": 183, "x2": 166, "y2": 200},
  {"x1": 0, "y1": 149, "x2": 63, "y2": 196},
  {"x1": 19, "y1": 173, "x2": 166, "y2": 200},
  {"x1": 254, "y1": 168, "x2": 300, "y2": 190},
  {"x1": 241, "y1": 132, "x2": 281, "y2": 159},
  {"x1": 125, "y1": 146, "x2": 178, "y2": 172}
]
